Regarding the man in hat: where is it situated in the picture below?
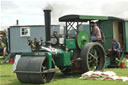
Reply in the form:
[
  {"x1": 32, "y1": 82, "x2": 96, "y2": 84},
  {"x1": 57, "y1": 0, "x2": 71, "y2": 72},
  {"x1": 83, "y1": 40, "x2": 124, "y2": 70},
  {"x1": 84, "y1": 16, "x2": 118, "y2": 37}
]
[{"x1": 90, "y1": 21, "x2": 101, "y2": 41}]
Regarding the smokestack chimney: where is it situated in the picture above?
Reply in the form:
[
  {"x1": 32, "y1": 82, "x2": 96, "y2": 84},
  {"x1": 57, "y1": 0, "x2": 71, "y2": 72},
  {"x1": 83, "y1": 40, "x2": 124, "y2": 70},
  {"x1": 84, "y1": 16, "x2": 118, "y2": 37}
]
[
  {"x1": 43, "y1": 10, "x2": 51, "y2": 41},
  {"x1": 16, "y1": 20, "x2": 19, "y2": 25}
]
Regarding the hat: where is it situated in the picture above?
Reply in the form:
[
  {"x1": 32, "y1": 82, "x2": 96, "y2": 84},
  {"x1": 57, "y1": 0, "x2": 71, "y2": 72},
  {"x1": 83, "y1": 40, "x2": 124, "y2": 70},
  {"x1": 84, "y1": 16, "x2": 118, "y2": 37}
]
[
  {"x1": 90, "y1": 21, "x2": 96, "y2": 24},
  {"x1": 112, "y1": 39, "x2": 117, "y2": 42}
]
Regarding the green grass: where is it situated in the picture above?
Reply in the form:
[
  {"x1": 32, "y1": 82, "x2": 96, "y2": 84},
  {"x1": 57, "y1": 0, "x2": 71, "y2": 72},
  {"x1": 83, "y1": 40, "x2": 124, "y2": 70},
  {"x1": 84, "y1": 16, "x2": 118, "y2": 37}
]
[
  {"x1": 0, "y1": 64, "x2": 128, "y2": 85},
  {"x1": 0, "y1": 56, "x2": 4, "y2": 61},
  {"x1": 0, "y1": 56, "x2": 6, "y2": 63}
]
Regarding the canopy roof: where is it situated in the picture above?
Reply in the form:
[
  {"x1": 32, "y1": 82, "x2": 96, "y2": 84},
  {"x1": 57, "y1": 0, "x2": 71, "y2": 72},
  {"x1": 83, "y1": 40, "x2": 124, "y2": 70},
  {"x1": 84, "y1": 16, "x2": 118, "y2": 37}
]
[{"x1": 59, "y1": 15, "x2": 128, "y2": 22}]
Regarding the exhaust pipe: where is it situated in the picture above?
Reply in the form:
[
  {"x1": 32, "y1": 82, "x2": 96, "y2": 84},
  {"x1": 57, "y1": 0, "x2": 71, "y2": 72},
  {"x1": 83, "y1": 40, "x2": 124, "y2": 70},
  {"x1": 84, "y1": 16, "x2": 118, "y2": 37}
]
[{"x1": 43, "y1": 10, "x2": 51, "y2": 41}]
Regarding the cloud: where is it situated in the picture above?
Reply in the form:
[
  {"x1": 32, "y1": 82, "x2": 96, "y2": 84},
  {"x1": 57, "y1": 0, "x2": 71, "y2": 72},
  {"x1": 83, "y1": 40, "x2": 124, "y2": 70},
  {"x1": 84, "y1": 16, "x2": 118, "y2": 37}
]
[
  {"x1": 1, "y1": 0, "x2": 18, "y2": 11},
  {"x1": 1, "y1": 0, "x2": 128, "y2": 30},
  {"x1": 101, "y1": 1, "x2": 128, "y2": 18}
]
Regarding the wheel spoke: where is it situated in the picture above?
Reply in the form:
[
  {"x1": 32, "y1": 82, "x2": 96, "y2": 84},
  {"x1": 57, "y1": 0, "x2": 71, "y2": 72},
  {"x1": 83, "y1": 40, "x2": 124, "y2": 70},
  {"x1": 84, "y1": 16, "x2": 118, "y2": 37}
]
[
  {"x1": 88, "y1": 59, "x2": 94, "y2": 63},
  {"x1": 94, "y1": 50, "x2": 98, "y2": 57},
  {"x1": 89, "y1": 48, "x2": 100, "y2": 70},
  {"x1": 89, "y1": 52, "x2": 97, "y2": 59}
]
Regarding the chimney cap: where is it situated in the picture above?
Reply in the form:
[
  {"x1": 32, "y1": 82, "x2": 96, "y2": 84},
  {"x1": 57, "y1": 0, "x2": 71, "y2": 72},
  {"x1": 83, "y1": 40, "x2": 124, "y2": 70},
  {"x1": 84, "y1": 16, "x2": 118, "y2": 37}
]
[{"x1": 43, "y1": 9, "x2": 51, "y2": 12}]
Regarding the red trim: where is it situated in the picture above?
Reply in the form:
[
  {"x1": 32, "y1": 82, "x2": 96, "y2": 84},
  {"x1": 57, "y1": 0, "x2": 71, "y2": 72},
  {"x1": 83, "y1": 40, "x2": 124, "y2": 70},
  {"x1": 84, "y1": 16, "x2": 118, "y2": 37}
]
[
  {"x1": 101, "y1": 74, "x2": 109, "y2": 76},
  {"x1": 97, "y1": 38, "x2": 102, "y2": 40}
]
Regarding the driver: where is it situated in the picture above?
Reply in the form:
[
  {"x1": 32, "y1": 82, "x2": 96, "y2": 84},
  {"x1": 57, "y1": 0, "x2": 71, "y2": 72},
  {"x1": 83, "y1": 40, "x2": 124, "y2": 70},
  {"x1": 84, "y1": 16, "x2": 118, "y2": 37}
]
[{"x1": 90, "y1": 21, "x2": 101, "y2": 41}]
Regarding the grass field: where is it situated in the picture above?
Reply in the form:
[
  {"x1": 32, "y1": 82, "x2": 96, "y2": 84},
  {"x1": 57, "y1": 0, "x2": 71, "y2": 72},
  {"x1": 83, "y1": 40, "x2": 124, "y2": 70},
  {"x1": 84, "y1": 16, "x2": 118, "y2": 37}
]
[{"x1": 0, "y1": 64, "x2": 128, "y2": 85}]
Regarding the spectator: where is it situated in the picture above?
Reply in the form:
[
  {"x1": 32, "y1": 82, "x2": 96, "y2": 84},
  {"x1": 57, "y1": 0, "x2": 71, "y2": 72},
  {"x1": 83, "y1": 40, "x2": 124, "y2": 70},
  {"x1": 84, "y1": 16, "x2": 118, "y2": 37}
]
[
  {"x1": 0, "y1": 36, "x2": 7, "y2": 58},
  {"x1": 0, "y1": 37, "x2": 3, "y2": 55},
  {"x1": 108, "y1": 39, "x2": 121, "y2": 63}
]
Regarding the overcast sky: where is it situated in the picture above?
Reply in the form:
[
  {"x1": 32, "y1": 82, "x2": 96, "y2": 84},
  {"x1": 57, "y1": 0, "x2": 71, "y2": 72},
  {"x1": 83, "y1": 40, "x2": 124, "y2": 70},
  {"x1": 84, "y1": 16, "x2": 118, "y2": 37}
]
[{"x1": 1, "y1": 0, "x2": 128, "y2": 30}]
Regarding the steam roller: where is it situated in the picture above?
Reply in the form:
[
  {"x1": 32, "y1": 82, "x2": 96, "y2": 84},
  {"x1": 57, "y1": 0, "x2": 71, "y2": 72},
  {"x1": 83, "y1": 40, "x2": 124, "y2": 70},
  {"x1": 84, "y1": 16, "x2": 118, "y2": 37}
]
[
  {"x1": 15, "y1": 56, "x2": 55, "y2": 84},
  {"x1": 13, "y1": 9, "x2": 106, "y2": 84}
]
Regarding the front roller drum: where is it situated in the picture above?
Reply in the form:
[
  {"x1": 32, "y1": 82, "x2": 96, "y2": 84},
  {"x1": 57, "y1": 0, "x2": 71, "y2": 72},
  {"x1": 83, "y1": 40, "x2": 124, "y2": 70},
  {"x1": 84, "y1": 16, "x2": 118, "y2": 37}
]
[{"x1": 15, "y1": 56, "x2": 55, "y2": 84}]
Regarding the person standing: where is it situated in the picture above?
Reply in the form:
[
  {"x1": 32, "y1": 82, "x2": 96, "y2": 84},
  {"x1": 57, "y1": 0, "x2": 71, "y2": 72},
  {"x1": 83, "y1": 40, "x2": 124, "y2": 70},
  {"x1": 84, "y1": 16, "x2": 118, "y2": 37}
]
[
  {"x1": 0, "y1": 32, "x2": 8, "y2": 58},
  {"x1": 0, "y1": 37, "x2": 6, "y2": 56},
  {"x1": 0, "y1": 37, "x2": 3, "y2": 55}
]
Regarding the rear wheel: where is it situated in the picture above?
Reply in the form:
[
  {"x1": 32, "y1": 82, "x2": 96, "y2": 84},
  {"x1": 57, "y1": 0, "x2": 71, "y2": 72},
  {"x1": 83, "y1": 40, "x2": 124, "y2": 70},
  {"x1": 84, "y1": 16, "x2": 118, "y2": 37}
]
[{"x1": 80, "y1": 42, "x2": 105, "y2": 73}]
